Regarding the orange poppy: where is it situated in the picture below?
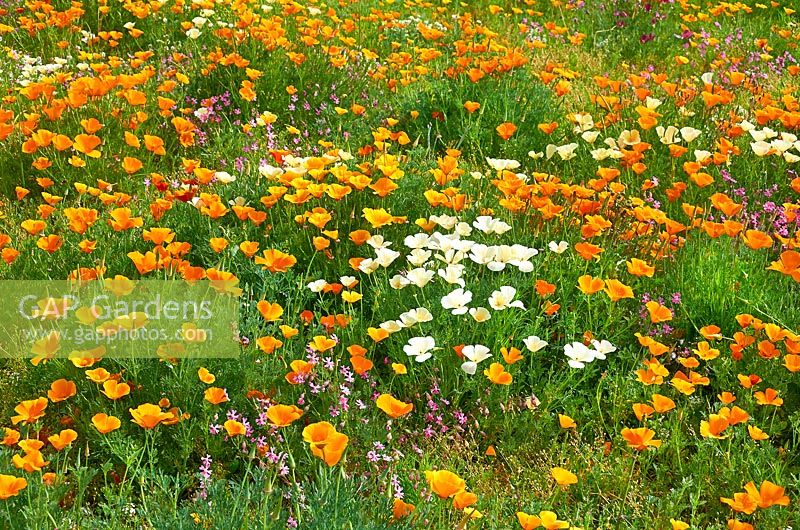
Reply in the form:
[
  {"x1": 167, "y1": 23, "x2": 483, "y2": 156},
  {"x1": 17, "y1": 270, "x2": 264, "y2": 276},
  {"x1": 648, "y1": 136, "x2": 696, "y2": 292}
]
[
  {"x1": 645, "y1": 301, "x2": 673, "y2": 323},
  {"x1": 11, "y1": 397, "x2": 48, "y2": 425},
  {"x1": 375, "y1": 394, "x2": 414, "y2": 418},
  {"x1": 266, "y1": 404, "x2": 304, "y2": 427},
  {"x1": 424, "y1": 469, "x2": 465, "y2": 499},
  {"x1": 484, "y1": 363, "x2": 513, "y2": 385},
  {"x1": 198, "y1": 368, "x2": 215, "y2": 384},
  {"x1": 101, "y1": 380, "x2": 131, "y2": 400},
  {"x1": 223, "y1": 420, "x2": 246, "y2": 437},
  {"x1": 254, "y1": 249, "x2": 297, "y2": 273},
  {"x1": 754, "y1": 388, "x2": 783, "y2": 406},
  {"x1": 129, "y1": 403, "x2": 172, "y2": 429},
  {"x1": 577, "y1": 275, "x2": 605, "y2": 295},
  {"x1": 551, "y1": 467, "x2": 577, "y2": 486},
  {"x1": 204, "y1": 387, "x2": 229, "y2": 405},
  {"x1": 92, "y1": 413, "x2": 122, "y2": 434},
  {"x1": 48, "y1": 429, "x2": 77, "y2": 451},
  {"x1": 47, "y1": 379, "x2": 76, "y2": 402},
  {"x1": 0, "y1": 475, "x2": 27, "y2": 499},
  {"x1": 463, "y1": 101, "x2": 480, "y2": 113},
  {"x1": 501, "y1": 347, "x2": 523, "y2": 364},
  {"x1": 392, "y1": 498, "x2": 416, "y2": 521},
  {"x1": 627, "y1": 258, "x2": 655, "y2": 277},
  {"x1": 302, "y1": 421, "x2": 349, "y2": 466},
  {"x1": 558, "y1": 414, "x2": 576, "y2": 429},
  {"x1": 604, "y1": 279, "x2": 634, "y2": 302},
  {"x1": 620, "y1": 427, "x2": 661, "y2": 450},
  {"x1": 256, "y1": 301, "x2": 283, "y2": 321},
  {"x1": 574, "y1": 242, "x2": 604, "y2": 260},
  {"x1": 495, "y1": 122, "x2": 517, "y2": 140}
]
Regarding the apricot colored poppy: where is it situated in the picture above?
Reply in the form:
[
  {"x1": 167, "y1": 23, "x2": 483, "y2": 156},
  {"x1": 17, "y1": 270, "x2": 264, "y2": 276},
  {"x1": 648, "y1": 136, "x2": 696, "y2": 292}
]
[
  {"x1": 266, "y1": 404, "x2": 304, "y2": 427},
  {"x1": 375, "y1": 394, "x2": 414, "y2": 418}
]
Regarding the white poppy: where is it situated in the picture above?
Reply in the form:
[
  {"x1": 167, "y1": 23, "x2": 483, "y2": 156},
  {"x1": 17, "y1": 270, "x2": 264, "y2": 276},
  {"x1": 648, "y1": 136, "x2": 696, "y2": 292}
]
[
  {"x1": 438, "y1": 264, "x2": 466, "y2": 287},
  {"x1": 407, "y1": 248, "x2": 432, "y2": 266},
  {"x1": 461, "y1": 344, "x2": 491, "y2": 374},
  {"x1": 307, "y1": 279, "x2": 328, "y2": 293},
  {"x1": 405, "y1": 268, "x2": 435, "y2": 288},
  {"x1": 403, "y1": 336, "x2": 436, "y2": 362},
  {"x1": 564, "y1": 342, "x2": 597, "y2": 369},
  {"x1": 488, "y1": 286, "x2": 525, "y2": 311},
  {"x1": 590, "y1": 339, "x2": 617, "y2": 360},
  {"x1": 469, "y1": 307, "x2": 491, "y2": 322},
  {"x1": 523, "y1": 335, "x2": 548, "y2": 353},
  {"x1": 441, "y1": 288, "x2": 472, "y2": 315}
]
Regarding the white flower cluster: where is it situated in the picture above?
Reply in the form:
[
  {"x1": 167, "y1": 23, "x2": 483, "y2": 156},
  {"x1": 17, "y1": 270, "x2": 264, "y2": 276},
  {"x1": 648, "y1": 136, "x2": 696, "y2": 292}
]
[{"x1": 563, "y1": 340, "x2": 616, "y2": 369}]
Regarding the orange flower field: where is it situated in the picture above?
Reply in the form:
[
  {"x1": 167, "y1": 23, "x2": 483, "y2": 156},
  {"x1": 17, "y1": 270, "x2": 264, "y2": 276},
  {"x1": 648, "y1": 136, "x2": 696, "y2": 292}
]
[{"x1": 0, "y1": 0, "x2": 798, "y2": 527}]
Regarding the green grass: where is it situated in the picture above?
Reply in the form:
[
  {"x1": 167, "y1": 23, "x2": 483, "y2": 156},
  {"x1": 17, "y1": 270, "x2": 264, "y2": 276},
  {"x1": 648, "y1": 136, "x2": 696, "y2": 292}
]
[{"x1": 0, "y1": 0, "x2": 798, "y2": 528}]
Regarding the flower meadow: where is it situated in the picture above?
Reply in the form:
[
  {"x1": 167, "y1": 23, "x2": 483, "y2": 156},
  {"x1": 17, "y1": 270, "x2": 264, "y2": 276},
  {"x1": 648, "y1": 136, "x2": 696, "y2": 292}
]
[{"x1": 0, "y1": 0, "x2": 799, "y2": 528}]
